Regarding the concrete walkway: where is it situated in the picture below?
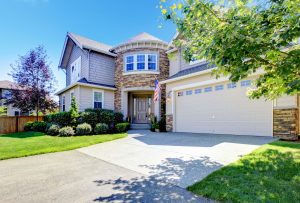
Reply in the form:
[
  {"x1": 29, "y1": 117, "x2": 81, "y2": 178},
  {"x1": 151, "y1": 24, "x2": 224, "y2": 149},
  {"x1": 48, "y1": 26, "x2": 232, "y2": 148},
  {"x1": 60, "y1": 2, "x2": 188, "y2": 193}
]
[{"x1": 0, "y1": 130, "x2": 275, "y2": 202}]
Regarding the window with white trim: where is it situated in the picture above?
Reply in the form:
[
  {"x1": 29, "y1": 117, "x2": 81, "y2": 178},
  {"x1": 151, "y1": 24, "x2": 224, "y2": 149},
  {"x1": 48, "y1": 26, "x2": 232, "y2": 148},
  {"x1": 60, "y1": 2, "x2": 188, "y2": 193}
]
[
  {"x1": 227, "y1": 83, "x2": 237, "y2": 89},
  {"x1": 124, "y1": 54, "x2": 158, "y2": 72},
  {"x1": 126, "y1": 56, "x2": 134, "y2": 71},
  {"x1": 186, "y1": 90, "x2": 192, "y2": 95},
  {"x1": 215, "y1": 85, "x2": 224, "y2": 91},
  {"x1": 195, "y1": 89, "x2": 202, "y2": 94},
  {"x1": 70, "y1": 92, "x2": 74, "y2": 100},
  {"x1": 204, "y1": 87, "x2": 213, "y2": 92},
  {"x1": 241, "y1": 80, "x2": 251, "y2": 87},
  {"x1": 93, "y1": 91, "x2": 103, "y2": 109},
  {"x1": 62, "y1": 96, "x2": 66, "y2": 112}
]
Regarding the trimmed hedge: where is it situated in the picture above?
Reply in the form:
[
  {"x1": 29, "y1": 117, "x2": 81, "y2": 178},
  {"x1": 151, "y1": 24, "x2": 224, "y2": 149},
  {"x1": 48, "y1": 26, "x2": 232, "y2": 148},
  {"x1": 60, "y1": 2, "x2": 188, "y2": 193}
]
[
  {"x1": 78, "y1": 111, "x2": 98, "y2": 127},
  {"x1": 76, "y1": 123, "x2": 92, "y2": 135},
  {"x1": 24, "y1": 122, "x2": 34, "y2": 131},
  {"x1": 85, "y1": 108, "x2": 122, "y2": 125},
  {"x1": 94, "y1": 123, "x2": 109, "y2": 134},
  {"x1": 59, "y1": 126, "x2": 75, "y2": 137},
  {"x1": 47, "y1": 124, "x2": 60, "y2": 136},
  {"x1": 44, "y1": 112, "x2": 72, "y2": 127},
  {"x1": 115, "y1": 122, "x2": 130, "y2": 133}
]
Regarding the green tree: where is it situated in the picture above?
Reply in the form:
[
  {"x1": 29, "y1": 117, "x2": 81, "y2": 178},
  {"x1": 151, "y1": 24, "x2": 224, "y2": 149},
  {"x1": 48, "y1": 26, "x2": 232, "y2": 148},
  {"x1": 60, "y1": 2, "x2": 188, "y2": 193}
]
[
  {"x1": 161, "y1": 0, "x2": 300, "y2": 99},
  {"x1": 0, "y1": 106, "x2": 7, "y2": 116},
  {"x1": 69, "y1": 96, "x2": 79, "y2": 125}
]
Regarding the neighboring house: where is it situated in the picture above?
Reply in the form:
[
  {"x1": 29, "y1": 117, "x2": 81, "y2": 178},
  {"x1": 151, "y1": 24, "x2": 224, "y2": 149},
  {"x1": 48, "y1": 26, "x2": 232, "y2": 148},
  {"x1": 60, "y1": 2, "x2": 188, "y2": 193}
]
[
  {"x1": 56, "y1": 32, "x2": 299, "y2": 140},
  {"x1": 0, "y1": 80, "x2": 28, "y2": 116}
]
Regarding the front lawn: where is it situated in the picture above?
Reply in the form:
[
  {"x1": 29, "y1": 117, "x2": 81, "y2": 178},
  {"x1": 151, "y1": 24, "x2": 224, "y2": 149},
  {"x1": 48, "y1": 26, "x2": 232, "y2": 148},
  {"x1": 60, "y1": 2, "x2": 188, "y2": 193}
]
[
  {"x1": 0, "y1": 131, "x2": 127, "y2": 160},
  {"x1": 188, "y1": 141, "x2": 300, "y2": 202}
]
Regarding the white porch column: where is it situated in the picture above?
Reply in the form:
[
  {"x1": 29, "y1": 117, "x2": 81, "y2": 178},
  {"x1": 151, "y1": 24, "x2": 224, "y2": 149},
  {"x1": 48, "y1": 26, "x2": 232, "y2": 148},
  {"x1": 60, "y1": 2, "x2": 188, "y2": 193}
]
[{"x1": 121, "y1": 90, "x2": 128, "y2": 118}]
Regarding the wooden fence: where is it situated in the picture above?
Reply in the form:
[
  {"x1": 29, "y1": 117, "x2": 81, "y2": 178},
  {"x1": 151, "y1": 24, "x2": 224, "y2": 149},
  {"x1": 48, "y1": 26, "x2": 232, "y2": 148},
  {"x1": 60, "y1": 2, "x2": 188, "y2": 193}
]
[{"x1": 0, "y1": 116, "x2": 44, "y2": 134}]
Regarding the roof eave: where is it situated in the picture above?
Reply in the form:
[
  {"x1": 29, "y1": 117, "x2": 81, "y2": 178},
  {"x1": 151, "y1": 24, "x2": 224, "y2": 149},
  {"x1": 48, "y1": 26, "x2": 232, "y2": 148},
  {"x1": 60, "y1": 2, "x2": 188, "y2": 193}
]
[
  {"x1": 111, "y1": 40, "x2": 169, "y2": 52},
  {"x1": 55, "y1": 82, "x2": 116, "y2": 95},
  {"x1": 160, "y1": 68, "x2": 216, "y2": 84}
]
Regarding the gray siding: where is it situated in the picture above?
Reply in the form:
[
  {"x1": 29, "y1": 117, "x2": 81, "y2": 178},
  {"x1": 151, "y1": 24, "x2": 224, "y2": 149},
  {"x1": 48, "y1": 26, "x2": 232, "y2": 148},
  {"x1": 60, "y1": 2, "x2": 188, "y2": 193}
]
[
  {"x1": 66, "y1": 44, "x2": 89, "y2": 86},
  {"x1": 89, "y1": 52, "x2": 115, "y2": 86}
]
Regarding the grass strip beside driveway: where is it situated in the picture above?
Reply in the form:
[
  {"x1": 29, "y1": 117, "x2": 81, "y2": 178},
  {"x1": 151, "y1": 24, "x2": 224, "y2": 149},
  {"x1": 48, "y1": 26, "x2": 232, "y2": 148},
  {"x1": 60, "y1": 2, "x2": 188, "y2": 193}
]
[
  {"x1": 188, "y1": 141, "x2": 300, "y2": 203},
  {"x1": 0, "y1": 131, "x2": 127, "y2": 160}
]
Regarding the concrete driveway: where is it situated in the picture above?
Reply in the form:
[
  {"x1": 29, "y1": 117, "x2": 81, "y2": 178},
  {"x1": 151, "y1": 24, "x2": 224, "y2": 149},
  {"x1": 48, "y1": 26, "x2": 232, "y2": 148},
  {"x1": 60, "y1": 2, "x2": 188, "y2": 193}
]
[{"x1": 0, "y1": 130, "x2": 275, "y2": 202}]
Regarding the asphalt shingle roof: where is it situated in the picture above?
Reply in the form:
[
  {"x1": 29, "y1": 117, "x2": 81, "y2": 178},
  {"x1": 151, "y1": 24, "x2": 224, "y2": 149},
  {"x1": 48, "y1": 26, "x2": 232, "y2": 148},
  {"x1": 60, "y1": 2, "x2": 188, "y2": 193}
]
[
  {"x1": 168, "y1": 63, "x2": 216, "y2": 80},
  {"x1": 69, "y1": 33, "x2": 113, "y2": 55},
  {"x1": 0, "y1": 80, "x2": 21, "y2": 90},
  {"x1": 77, "y1": 78, "x2": 116, "y2": 88}
]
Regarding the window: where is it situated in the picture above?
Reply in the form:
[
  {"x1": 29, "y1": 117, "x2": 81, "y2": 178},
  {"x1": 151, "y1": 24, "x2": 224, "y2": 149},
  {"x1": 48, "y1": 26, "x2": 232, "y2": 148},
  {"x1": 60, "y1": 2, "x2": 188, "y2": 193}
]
[
  {"x1": 195, "y1": 89, "x2": 202, "y2": 94},
  {"x1": 241, "y1": 80, "x2": 251, "y2": 87},
  {"x1": 227, "y1": 83, "x2": 237, "y2": 89},
  {"x1": 126, "y1": 56, "x2": 134, "y2": 71},
  {"x1": 137, "y1": 55, "x2": 145, "y2": 70},
  {"x1": 204, "y1": 87, "x2": 212, "y2": 92},
  {"x1": 70, "y1": 92, "x2": 74, "y2": 100},
  {"x1": 70, "y1": 57, "x2": 81, "y2": 84},
  {"x1": 177, "y1": 91, "x2": 184, "y2": 96},
  {"x1": 62, "y1": 96, "x2": 65, "y2": 112},
  {"x1": 215, "y1": 85, "x2": 224, "y2": 91},
  {"x1": 94, "y1": 91, "x2": 103, "y2": 109},
  {"x1": 124, "y1": 54, "x2": 158, "y2": 72},
  {"x1": 186, "y1": 90, "x2": 192, "y2": 95},
  {"x1": 148, "y1": 54, "x2": 157, "y2": 70},
  {"x1": 14, "y1": 111, "x2": 20, "y2": 116}
]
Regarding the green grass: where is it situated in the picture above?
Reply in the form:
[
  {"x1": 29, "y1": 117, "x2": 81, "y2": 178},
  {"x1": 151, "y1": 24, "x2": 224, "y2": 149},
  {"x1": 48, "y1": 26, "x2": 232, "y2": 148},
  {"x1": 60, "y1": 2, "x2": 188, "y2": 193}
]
[
  {"x1": 188, "y1": 141, "x2": 300, "y2": 203},
  {"x1": 0, "y1": 131, "x2": 127, "y2": 160}
]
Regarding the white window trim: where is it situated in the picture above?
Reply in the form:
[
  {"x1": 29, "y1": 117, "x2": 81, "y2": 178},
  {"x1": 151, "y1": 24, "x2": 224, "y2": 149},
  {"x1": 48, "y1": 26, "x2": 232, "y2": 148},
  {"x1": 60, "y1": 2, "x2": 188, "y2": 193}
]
[
  {"x1": 93, "y1": 89, "x2": 104, "y2": 109},
  {"x1": 124, "y1": 53, "x2": 159, "y2": 74},
  {"x1": 62, "y1": 94, "x2": 66, "y2": 112}
]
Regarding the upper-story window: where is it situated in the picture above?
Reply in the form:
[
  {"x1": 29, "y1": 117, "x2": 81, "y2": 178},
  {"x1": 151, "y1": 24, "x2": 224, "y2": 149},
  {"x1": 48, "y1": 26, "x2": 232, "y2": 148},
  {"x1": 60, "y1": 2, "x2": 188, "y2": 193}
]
[
  {"x1": 125, "y1": 53, "x2": 158, "y2": 72},
  {"x1": 71, "y1": 56, "x2": 81, "y2": 84}
]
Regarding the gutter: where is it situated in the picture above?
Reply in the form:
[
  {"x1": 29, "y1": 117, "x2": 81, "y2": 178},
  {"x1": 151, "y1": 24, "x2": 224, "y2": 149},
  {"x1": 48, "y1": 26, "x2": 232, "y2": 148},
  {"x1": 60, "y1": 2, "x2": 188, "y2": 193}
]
[
  {"x1": 160, "y1": 68, "x2": 215, "y2": 84},
  {"x1": 55, "y1": 82, "x2": 117, "y2": 95}
]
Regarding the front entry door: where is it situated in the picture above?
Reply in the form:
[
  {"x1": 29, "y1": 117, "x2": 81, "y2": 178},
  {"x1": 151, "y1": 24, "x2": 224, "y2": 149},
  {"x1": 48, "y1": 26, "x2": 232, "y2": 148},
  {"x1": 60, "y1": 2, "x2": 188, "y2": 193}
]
[{"x1": 136, "y1": 97, "x2": 148, "y2": 123}]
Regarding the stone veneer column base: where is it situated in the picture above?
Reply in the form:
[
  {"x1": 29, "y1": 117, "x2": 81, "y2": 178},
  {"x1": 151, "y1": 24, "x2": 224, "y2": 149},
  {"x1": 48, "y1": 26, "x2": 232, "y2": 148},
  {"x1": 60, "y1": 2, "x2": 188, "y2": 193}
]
[
  {"x1": 166, "y1": 114, "x2": 173, "y2": 132},
  {"x1": 273, "y1": 108, "x2": 299, "y2": 141}
]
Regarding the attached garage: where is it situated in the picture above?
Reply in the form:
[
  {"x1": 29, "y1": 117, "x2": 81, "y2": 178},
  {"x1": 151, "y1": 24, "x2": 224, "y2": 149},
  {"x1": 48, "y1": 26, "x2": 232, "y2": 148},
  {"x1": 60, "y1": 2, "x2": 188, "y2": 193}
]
[{"x1": 173, "y1": 80, "x2": 273, "y2": 137}]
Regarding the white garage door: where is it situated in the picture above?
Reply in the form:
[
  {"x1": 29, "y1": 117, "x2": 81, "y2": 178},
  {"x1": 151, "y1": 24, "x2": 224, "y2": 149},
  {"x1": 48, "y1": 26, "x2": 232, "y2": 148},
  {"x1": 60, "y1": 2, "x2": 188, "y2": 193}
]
[{"x1": 175, "y1": 81, "x2": 273, "y2": 136}]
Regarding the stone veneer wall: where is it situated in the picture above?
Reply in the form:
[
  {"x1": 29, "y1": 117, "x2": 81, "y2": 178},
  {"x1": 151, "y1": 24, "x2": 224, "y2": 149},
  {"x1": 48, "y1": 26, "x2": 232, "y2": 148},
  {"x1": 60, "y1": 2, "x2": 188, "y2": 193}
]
[
  {"x1": 114, "y1": 48, "x2": 169, "y2": 118},
  {"x1": 273, "y1": 108, "x2": 299, "y2": 140},
  {"x1": 166, "y1": 114, "x2": 173, "y2": 132}
]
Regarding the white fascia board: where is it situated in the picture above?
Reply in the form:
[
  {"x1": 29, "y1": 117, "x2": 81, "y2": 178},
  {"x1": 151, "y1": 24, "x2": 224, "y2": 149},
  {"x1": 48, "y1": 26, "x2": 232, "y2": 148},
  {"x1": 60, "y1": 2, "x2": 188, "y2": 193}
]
[
  {"x1": 55, "y1": 82, "x2": 116, "y2": 95},
  {"x1": 160, "y1": 68, "x2": 215, "y2": 84},
  {"x1": 58, "y1": 35, "x2": 69, "y2": 69}
]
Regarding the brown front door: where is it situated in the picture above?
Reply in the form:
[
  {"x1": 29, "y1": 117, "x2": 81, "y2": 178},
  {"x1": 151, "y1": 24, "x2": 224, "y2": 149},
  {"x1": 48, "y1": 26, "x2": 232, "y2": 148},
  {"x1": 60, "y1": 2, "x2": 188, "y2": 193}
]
[{"x1": 136, "y1": 97, "x2": 148, "y2": 123}]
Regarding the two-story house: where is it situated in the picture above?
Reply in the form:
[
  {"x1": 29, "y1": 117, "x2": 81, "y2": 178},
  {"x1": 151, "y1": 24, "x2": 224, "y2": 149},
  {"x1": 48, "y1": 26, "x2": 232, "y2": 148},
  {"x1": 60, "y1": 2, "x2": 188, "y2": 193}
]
[
  {"x1": 56, "y1": 32, "x2": 299, "y2": 139},
  {"x1": 56, "y1": 32, "x2": 169, "y2": 125},
  {"x1": 0, "y1": 80, "x2": 28, "y2": 116}
]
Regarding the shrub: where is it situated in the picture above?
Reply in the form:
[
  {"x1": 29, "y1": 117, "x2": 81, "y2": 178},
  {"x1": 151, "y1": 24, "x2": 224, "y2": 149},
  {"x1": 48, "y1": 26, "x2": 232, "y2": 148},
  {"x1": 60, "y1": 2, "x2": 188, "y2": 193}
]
[
  {"x1": 79, "y1": 111, "x2": 98, "y2": 127},
  {"x1": 94, "y1": 123, "x2": 109, "y2": 134},
  {"x1": 24, "y1": 122, "x2": 34, "y2": 131},
  {"x1": 158, "y1": 116, "x2": 166, "y2": 132},
  {"x1": 44, "y1": 112, "x2": 71, "y2": 127},
  {"x1": 76, "y1": 123, "x2": 92, "y2": 135},
  {"x1": 115, "y1": 122, "x2": 130, "y2": 133},
  {"x1": 47, "y1": 124, "x2": 60, "y2": 136},
  {"x1": 31, "y1": 121, "x2": 47, "y2": 132},
  {"x1": 114, "y1": 112, "x2": 124, "y2": 124},
  {"x1": 58, "y1": 126, "x2": 75, "y2": 137},
  {"x1": 85, "y1": 109, "x2": 119, "y2": 125}
]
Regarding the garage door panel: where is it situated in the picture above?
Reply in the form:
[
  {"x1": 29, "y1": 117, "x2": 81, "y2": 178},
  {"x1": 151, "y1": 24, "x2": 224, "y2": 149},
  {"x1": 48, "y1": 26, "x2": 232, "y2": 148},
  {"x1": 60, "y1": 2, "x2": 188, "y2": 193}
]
[{"x1": 175, "y1": 83, "x2": 273, "y2": 136}]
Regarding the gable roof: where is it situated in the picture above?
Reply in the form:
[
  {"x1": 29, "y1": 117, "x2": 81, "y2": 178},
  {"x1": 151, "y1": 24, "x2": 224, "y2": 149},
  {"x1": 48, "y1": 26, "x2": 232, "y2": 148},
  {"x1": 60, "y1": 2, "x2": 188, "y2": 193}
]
[
  {"x1": 68, "y1": 33, "x2": 114, "y2": 56},
  {"x1": 59, "y1": 32, "x2": 116, "y2": 69},
  {"x1": 125, "y1": 32, "x2": 164, "y2": 43},
  {"x1": 167, "y1": 62, "x2": 216, "y2": 80},
  {"x1": 0, "y1": 80, "x2": 22, "y2": 90}
]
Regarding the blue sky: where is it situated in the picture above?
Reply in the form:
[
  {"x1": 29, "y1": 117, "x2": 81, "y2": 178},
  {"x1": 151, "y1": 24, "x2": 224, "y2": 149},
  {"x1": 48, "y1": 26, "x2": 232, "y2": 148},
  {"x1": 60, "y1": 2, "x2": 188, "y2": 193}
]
[{"x1": 0, "y1": 0, "x2": 176, "y2": 91}]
